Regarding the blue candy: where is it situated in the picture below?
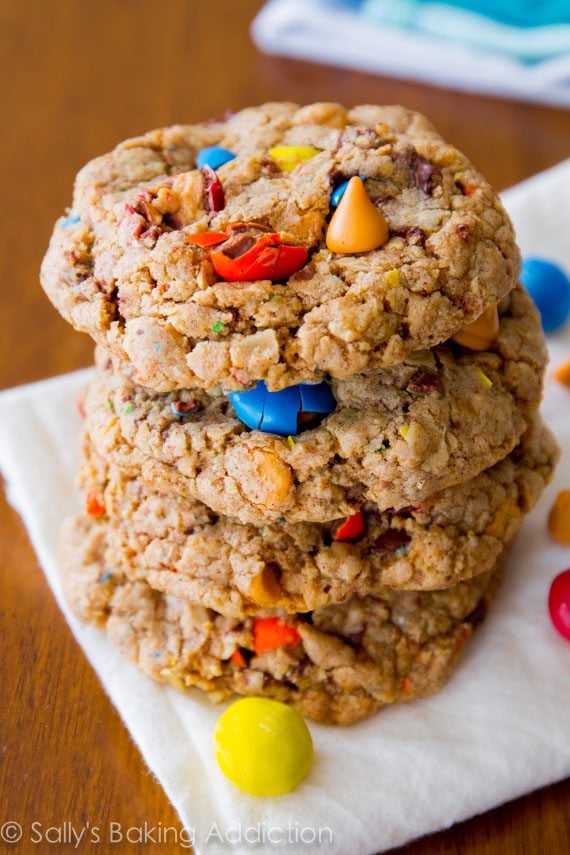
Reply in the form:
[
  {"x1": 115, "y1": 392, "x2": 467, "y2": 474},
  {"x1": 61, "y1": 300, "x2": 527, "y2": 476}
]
[
  {"x1": 521, "y1": 257, "x2": 570, "y2": 333},
  {"x1": 330, "y1": 176, "x2": 365, "y2": 207},
  {"x1": 60, "y1": 214, "x2": 81, "y2": 229},
  {"x1": 196, "y1": 146, "x2": 236, "y2": 171},
  {"x1": 229, "y1": 381, "x2": 336, "y2": 437}
]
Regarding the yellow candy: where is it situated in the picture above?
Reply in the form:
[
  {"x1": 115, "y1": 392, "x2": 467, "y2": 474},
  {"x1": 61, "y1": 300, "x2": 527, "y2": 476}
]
[
  {"x1": 269, "y1": 145, "x2": 320, "y2": 172},
  {"x1": 452, "y1": 305, "x2": 499, "y2": 351},
  {"x1": 326, "y1": 177, "x2": 389, "y2": 254},
  {"x1": 213, "y1": 697, "x2": 314, "y2": 796}
]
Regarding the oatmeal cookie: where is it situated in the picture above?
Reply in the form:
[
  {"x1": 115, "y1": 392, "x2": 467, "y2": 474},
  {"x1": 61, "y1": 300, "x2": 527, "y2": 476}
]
[
  {"x1": 78, "y1": 421, "x2": 556, "y2": 616},
  {"x1": 60, "y1": 513, "x2": 502, "y2": 725},
  {"x1": 41, "y1": 102, "x2": 520, "y2": 392},
  {"x1": 84, "y1": 285, "x2": 546, "y2": 524}
]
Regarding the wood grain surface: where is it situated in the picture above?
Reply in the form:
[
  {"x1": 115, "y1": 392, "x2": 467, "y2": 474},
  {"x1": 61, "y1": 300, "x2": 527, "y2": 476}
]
[{"x1": 0, "y1": 1, "x2": 569, "y2": 852}]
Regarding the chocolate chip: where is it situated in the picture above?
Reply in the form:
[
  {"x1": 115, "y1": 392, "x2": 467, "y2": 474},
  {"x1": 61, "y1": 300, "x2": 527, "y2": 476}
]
[
  {"x1": 221, "y1": 234, "x2": 256, "y2": 259},
  {"x1": 406, "y1": 370, "x2": 441, "y2": 395},
  {"x1": 289, "y1": 263, "x2": 316, "y2": 282},
  {"x1": 371, "y1": 530, "x2": 411, "y2": 554},
  {"x1": 392, "y1": 225, "x2": 426, "y2": 245},
  {"x1": 413, "y1": 156, "x2": 442, "y2": 194}
]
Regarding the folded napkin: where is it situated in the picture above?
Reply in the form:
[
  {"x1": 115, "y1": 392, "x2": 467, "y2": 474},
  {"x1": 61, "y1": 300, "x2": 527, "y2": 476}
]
[
  {"x1": 1, "y1": 160, "x2": 569, "y2": 855},
  {"x1": 251, "y1": 0, "x2": 570, "y2": 108}
]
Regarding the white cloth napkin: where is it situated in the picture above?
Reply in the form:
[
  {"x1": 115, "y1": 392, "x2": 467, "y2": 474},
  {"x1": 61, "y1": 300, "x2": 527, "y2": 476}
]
[
  {"x1": 251, "y1": 0, "x2": 570, "y2": 108},
  {"x1": 1, "y1": 160, "x2": 569, "y2": 855}
]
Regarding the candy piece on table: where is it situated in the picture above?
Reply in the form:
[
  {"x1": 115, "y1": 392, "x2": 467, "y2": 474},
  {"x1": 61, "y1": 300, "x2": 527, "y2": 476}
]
[
  {"x1": 229, "y1": 380, "x2": 336, "y2": 437},
  {"x1": 553, "y1": 359, "x2": 570, "y2": 388},
  {"x1": 452, "y1": 305, "x2": 499, "y2": 350},
  {"x1": 213, "y1": 697, "x2": 313, "y2": 796},
  {"x1": 268, "y1": 145, "x2": 320, "y2": 172},
  {"x1": 326, "y1": 177, "x2": 389, "y2": 253},
  {"x1": 333, "y1": 511, "x2": 365, "y2": 542},
  {"x1": 521, "y1": 258, "x2": 570, "y2": 333},
  {"x1": 252, "y1": 617, "x2": 301, "y2": 654},
  {"x1": 548, "y1": 491, "x2": 570, "y2": 546},
  {"x1": 210, "y1": 231, "x2": 308, "y2": 282},
  {"x1": 196, "y1": 145, "x2": 236, "y2": 170},
  {"x1": 548, "y1": 569, "x2": 570, "y2": 642}
]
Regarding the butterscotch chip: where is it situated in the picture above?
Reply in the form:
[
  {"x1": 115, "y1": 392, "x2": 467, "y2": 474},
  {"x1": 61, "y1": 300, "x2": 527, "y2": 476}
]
[{"x1": 41, "y1": 102, "x2": 520, "y2": 393}]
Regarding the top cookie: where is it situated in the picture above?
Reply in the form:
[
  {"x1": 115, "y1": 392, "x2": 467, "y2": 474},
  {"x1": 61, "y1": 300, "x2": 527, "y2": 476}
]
[{"x1": 41, "y1": 102, "x2": 520, "y2": 392}]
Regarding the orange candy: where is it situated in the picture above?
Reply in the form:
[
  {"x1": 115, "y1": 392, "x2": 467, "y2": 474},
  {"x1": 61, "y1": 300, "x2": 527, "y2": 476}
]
[
  {"x1": 452, "y1": 305, "x2": 499, "y2": 351},
  {"x1": 553, "y1": 360, "x2": 570, "y2": 388},
  {"x1": 548, "y1": 490, "x2": 570, "y2": 545},
  {"x1": 326, "y1": 177, "x2": 389, "y2": 254}
]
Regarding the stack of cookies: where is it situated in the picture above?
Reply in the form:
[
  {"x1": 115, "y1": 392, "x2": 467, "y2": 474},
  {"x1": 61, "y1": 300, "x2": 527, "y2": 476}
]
[{"x1": 42, "y1": 102, "x2": 558, "y2": 725}]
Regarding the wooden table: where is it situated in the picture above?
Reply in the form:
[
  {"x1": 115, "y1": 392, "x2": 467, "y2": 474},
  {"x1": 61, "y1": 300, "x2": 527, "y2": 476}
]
[{"x1": 1, "y1": 2, "x2": 568, "y2": 852}]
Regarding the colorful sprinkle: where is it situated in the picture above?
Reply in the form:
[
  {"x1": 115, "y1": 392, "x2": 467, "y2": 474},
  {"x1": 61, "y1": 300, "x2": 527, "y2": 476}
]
[
  {"x1": 123, "y1": 402, "x2": 133, "y2": 414},
  {"x1": 212, "y1": 321, "x2": 224, "y2": 332},
  {"x1": 196, "y1": 145, "x2": 236, "y2": 170},
  {"x1": 153, "y1": 343, "x2": 161, "y2": 353},
  {"x1": 287, "y1": 435, "x2": 296, "y2": 449},
  {"x1": 375, "y1": 439, "x2": 390, "y2": 453},
  {"x1": 399, "y1": 425, "x2": 410, "y2": 440},
  {"x1": 98, "y1": 572, "x2": 113, "y2": 584},
  {"x1": 476, "y1": 368, "x2": 493, "y2": 390},
  {"x1": 60, "y1": 214, "x2": 81, "y2": 229},
  {"x1": 105, "y1": 399, "x2": 114, "y2": 411}
]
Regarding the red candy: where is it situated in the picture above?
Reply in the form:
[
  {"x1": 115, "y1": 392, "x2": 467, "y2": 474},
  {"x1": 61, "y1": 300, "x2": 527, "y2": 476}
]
[
  {"x1": 333, "y1": 511, "x2": 365, "y2": 542},
  {"x1": 202, "y1": 165, "x2": 225, "y2": 212},
  {"x1": 549, "y1": 569, "x2": 570, "y2": 641},
  {"x1": 211, "y1": 233, "x2": 307, "y2": 282},
  {"x1": 252, "y1": 617, "x2": 301, "y2": 655},
  {"x1": 230, "y1": 648, "x2": 246, "y2": 669},
  {"x1": 187, "y1": 223, "x2": 308, "y2": 282},
  {"x1": 86, "y1": 490, "x2": 106, "y2": 518}
]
